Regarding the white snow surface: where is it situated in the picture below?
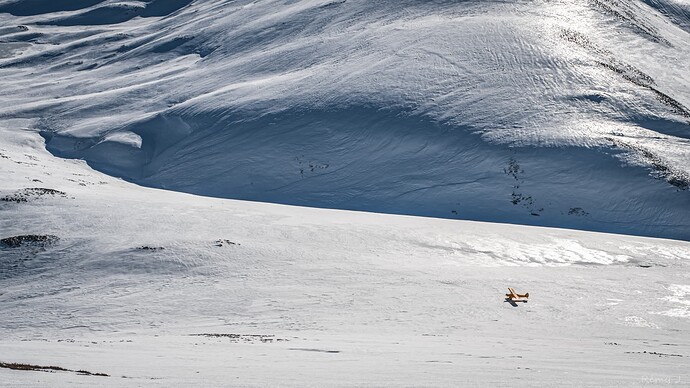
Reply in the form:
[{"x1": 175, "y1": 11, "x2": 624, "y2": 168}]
[
  {"x1": 0, "y1": 0, "x2": 689, "y2": 239},
  {"x1": 1, "y1": 121, "x2": 690, "y2": 386},
  {"x1": 1, "y1": 1, "x2": 690, "y2": 386}
]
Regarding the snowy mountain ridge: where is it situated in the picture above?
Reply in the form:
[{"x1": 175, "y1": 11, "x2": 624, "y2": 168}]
[{"x1": 1, "y1": 0, "x2": 690, "y2": 239}]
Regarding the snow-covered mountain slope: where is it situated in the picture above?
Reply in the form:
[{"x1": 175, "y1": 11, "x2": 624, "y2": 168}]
[
  {"x1": 3, "y1": 2, "x2": 690, "y2": 386},
  {"x1": 1, "y1": 121, "x2": 690, "y2": 387},
  {"x1": 0, "y1": 0, "x2": 689, "y2": 239}
]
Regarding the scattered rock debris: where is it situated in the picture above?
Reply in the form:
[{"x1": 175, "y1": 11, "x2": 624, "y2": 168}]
[
  {"x1": 1, "y1": 188, "x2": 67, "y2": 203},
  {"x1": 0, "y1": 362, "x2": 109, "y2": 377},
  {"x1": 625, "y1": 350, "x2": 684, "y2": 357},
  {"x1": 504, "y1": 158, "x2": 523, "y2": 181},
  {"x1": 191, "y1": 334, "x2": 287, "y2": 343},
  {"x1": 136, "y1": 246, "x2": 165, "y2": 251},
  {"x1": 0, "y1": 235, "x2": 59, "y2": 248},
  {"x1": 568, "y1": 207, "x2": 589, "y2": 216},
  {"x1": 215, "y1": 239, "x2": 239, "y2": 247},
  {"x1": 294, "y1": 155, "x2": 329, "y2": 177},
  {"x1": 505, "y1": 158, "x2": 543, "y2": 216}
]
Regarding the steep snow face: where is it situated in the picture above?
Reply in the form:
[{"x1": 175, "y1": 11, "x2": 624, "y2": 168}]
[{"x1": 1, "y1": 0, "x2": 689, "y2": 239}]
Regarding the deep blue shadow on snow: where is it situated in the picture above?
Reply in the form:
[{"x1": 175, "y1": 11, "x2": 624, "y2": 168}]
[
  {"x1": 0, "y1": 0, "x2": 108, "y2": 16},
  {"x1": 42, "y1": 106, "x2": 690, "y2": 241},
  {"x1": 1, "y1": 0, "x2": 194, "y2": 24}
]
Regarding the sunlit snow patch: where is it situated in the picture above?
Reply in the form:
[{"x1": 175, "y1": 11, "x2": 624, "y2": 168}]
[
  {"x1": 622, "y1": 315, "x2": 660, "y2": 328},
  {"x1": 464, "y1": 237, "x2": 631, "y2": 267},
  {"x1": 652, "y1": 284, "x2": 690, "y2": 319},
  {"x1": 102, "y1": 131, "x2": 143, "y2": 149}
]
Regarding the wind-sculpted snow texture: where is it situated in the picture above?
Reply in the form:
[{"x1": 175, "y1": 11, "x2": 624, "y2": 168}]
[
  {"x1": 2, "y1": 3, "x2": 690, "y2": 385},
  {"x1": 1, "y1": 0, "x2": 690, "y2": 239}
]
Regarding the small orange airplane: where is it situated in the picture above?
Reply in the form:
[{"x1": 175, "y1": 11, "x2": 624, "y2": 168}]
[{"x1": 505, "y1": 287, "x2": 529, "y2": 303}]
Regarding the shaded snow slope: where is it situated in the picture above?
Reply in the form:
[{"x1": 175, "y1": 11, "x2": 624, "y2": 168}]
[
  {"x1": 2, "y1": 121, "x2": 690, "y2": 387},
  {"x1": 1, "y1": 0, "x2": 689, "y2": 239}
]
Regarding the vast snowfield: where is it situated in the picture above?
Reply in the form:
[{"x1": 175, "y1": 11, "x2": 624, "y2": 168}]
[
  {"x1": 1, "y1": 0, "x2": 690, "y2": 386},
  {"x1": 2, "y1": 118, "x2": 690, "y2": 387}
]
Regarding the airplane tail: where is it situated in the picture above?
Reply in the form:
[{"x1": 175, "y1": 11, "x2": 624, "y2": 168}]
[{"x1": 506, "y1": 288, "x2": 529, "y2": 299}]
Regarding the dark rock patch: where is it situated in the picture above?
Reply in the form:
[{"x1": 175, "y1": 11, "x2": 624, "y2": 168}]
[
  {"x1": 1, "y1": 188, "x2": 67, "y2": 203},
  {"x1": 568, "y1": 207, "x2": 589, "y2": 216},
  {"x1": 215, "y1": 239, "x2": 239, "y2": 247},
  {"x1": 0, "y1": 235, "x2": 59, "y2": 248},
  {"x1": 135, "y1": 246, "x2": 165, "y2": 251},
  {"x1": 0, "y1": 361, "x2": 109, "y2": 377},
  {"x1": 625, "y1": 350, "x2": 684, "y2": 357},
  {"x1": 191, "y1": 333, "x2": 287, "y2": 343}
]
